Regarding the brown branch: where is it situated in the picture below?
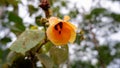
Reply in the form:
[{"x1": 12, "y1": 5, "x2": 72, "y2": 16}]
[
  {"x1": 39, "y1": 0, "x2": 51, "y2": 18},
  {"x1": 36, "y1": 40, "x2": 48, "y2": 53},
  {"x1": 39, "y1": 0, "x2": 50, "y2": 10},
  {"x1": 35, "y1": 0, "x2": 51, "y2": 53},
  {"x1": 89, "y1": 22, "x2": 105, "y2": 68},
  {"x1": 34, "y1": 0, "x2": 50, "y2": 53}
]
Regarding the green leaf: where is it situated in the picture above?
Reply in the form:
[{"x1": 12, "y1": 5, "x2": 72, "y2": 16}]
[
  {"x1": 35, "y1": 16, "x2": 42, "y2": 26},
  {"x1": 8, "y1": 12, "x2": 25, "y2": 33},
  {"x1": 61, "y1": 1, "x2": 67, "y2": 6},
  {"x1": 52, "y1": 6, "x2": 60, "y2": 14},
  {"x1": 40, "y1": 42, "x2": 53, "y2": 53},
  {"x1": 84, "y1": 14, "x2": 92, "y2": 20},
  {"x1": 91, "y1": 8, "x2": 106, "y2": 16},
  {"x1": 114, "y1": 43, "x2": 120, "y2": 58},
  {"x1": 1, "y1": 49, "x2": 10, "y2": 63},
  {"x1": 84, "y1": 8, "x2": 106, "y2": 20},
  {"x1": 50, "y1": 45, "x2": 68, "y2": 65},
  {"x1": 36, "y1": 53, "x2": 53, "y2": 68},
  {"x1": 71, "y1": 61, "x2": 95, "y2": 68},
  {"x1": 28, "y1": 5, "x2": 38, "y2": 16},
  {"x1": 49, "y1": 0, "x2": 57, "y2": 6},
  {"x1": 10, "y1": 30, "x2": 45, "y2": 55},
  {"x1": 8, "y1": 12, "x2": 22, "y2": 23},
  {"x1": 10, "y1": 23, "x2": 25, "y2": 35},
  {"x1": 69, "y1": 9, "x2": 79, "y2": 18},
  {"x1": 75, "y1": 34, "x2": 83, "y2": 45},
  {"x1": 0, "y1": 37, "x2": 11, "y2": 44},
  {"x1": 111, "y1": 13, "x2": 120, "y2": 22},
  {"x1": 98, "y1": 46, "x2": 113, "y2": 65}
]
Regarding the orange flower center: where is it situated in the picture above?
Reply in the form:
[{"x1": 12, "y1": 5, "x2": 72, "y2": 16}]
[
  {"x1": 54, "y1": 22, "x2": 63, "y2": 34},
  {"x1": 52, "y1": 22, "x2": 71, "y2": 44}
]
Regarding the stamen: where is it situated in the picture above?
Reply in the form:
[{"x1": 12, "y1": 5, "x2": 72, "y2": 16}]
[
  {"x1": 58, "y1": 22, "x2": 63, "y2": 29},
  {"x1": 54, "y1": 25, "x2": 58, "y2": 30},
  {"x1": 59, "y1": 31, "x2": 61, "y2": 34},
  {"x1": 54, "y1": 22, "x2": 63, "y2": 31}
]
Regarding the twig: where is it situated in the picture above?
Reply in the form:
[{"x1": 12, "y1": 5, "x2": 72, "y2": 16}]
[
  {"x1": 39, "y1": 0, "x2": 51, "y2": 18},
  {"x1": 89, "y1": 21, "x2": 105, "y2": 68},
  {"x1": 35, "y1": 0, "x2": 51, "y2": 53},
  {"x1": 36, "y1": 40, "x2": 48, "y2": 53}
]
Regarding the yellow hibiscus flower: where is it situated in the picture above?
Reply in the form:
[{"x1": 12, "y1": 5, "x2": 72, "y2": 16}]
[{"x1": 46, "y1": 16, "x2": 76, "y2": 46}]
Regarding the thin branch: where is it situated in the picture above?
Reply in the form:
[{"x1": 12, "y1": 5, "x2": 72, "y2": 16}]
[
  {"x1": 35, "y1": 0, "x2": 51, "y2": 53},
  {"x1": 36, "y1": 40, "x2": 48, "y2": 53},
  {"x1": 89, "y1": 21, "x2": 105, "y2": 68},
  {"x1": 39, "y1": 0, "x2": 51, "y2": 18}
]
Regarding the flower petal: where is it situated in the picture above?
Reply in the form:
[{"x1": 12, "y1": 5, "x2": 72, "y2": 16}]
[
  {"x1": 66, "y1": 22, "x2": 77, "y2": 30},
  {"x1": 64, "y1": 16, "x2": 70, "y2": 21},
  {"x1": 65, "y1": 22, "x2": 76, "y2": 43},
  {"x1": 48, "y1": 17, "x2": 59, "y2": 25},
  {"x1": 69, "y1": 29, "x2": 76, "y2": 43}
]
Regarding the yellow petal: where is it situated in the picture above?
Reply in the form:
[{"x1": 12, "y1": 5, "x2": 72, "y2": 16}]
[
  {"x1": 64, "y1": 16, "x2": 70, "y2": 21},
  {"x1": 69, "y1": 30, "x2": 76, "y2": 43},
  {"x1": 48, "y1": 17, "x2": 59, "y2": 25},
  {"x1": 66, "y1": 22, "x2": 77, "y2": 30},
  {"x1": 65, "y1": 22, "x2": 76, "y2": 43}
]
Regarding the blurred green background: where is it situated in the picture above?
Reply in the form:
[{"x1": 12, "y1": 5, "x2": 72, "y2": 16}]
[{"x1": 0, "y1": 0, "x2": 120, "y2": 68}]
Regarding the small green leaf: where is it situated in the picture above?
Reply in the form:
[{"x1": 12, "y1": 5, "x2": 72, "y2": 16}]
[
  {"x1": 84, "y1": 14, "x2": 92, "y2": 20},
  {"x1": 75, "y1": 34, "x2": 83, "y2": 45},
  {"x1": 0, "y1": 37, "x2": 11, "y2": 44},
  {"x1": 10, "y1": 30, "x2": 45, "y2": 54},
  {"x1": 52, "y1": 6, "x2": 60, "y2": 14},
  {"x1": 1, "y1": 49, "x2": 10, "y2": 63},
  {"x1": 84, "y1": 8, "x2": 106, "y2": 20},
  {"x1": 40, "y1": 42, "x2": 53, "y2": 53},
  {"x1": 8, "y1": 12, "x2": 22, "y2": 23},
  {"x1": 98, "y1": 46, "x2": 113, "y2": 65},
  {"x1": 35, "y1": 16, "x2": 42, "y2": 26},
  {"x1": 28, "y1": 5, "x2": 38, "y2": 16},
  {"x1": 61, "y1": 1, "x2": 67, "y2": 6},
  {"x1": 111, "y1": 13, "x2": 120, "y2": 22},
  {"x1": 71, "y1": 61, "x2": 95, "y2": 68},
  {"x1": 69, "y1": 9, "x2": 79, "y2": 18},
  {"x1": 114, "y1": 43, "x2": 120, "y2": 58},
  {"x1": 91, "y1": 8, "x2": 106, "y2": 16},
  {"x1": 50, "y1": 45, "x2": 68, "y2": 65},
  {"x1": 36, "y1": 53, "x2": 53, "y2": 68},
  {"x1": 8, "y1": 12, "x2": 25, "y2": 34}
]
